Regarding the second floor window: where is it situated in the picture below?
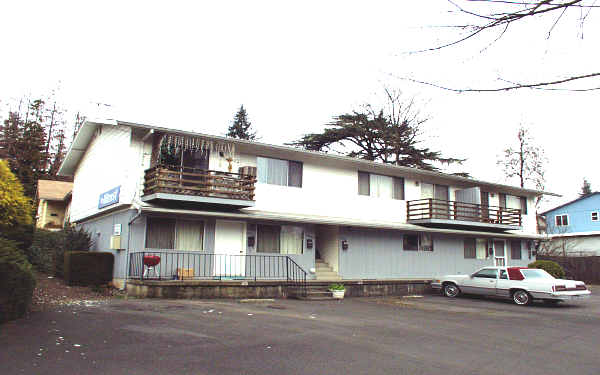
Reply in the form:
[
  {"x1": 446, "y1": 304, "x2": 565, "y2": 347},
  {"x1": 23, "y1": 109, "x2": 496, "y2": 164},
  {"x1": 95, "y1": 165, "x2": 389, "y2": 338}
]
[
  {"x1": 257, "y1": 157, "x2": 302, "y2": 187},
  {"x1": 555, "y1": 214, "x2": 569, "y2": 227},
  {"x1": 592, "y1": 212, "x2": 599, "y2": 222},
  {"x1": 358, "y1": 172, "x2": 404, "y2": 200}
]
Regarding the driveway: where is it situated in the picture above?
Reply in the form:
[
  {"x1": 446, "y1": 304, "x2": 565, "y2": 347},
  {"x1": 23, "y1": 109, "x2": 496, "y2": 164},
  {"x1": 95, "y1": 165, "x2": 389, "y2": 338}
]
[{"x1": 1, "y1": 293, "x2": 600, "y2": 375}]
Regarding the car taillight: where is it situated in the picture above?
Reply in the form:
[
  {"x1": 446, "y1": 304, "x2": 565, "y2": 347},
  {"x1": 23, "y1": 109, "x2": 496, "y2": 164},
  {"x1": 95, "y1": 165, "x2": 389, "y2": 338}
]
[
  {"x1": 576, "y1": 284, "x2": 587, "y2": 290},
  {"x1": 553, "y1": 285, "x2": 567, "y2": 292}
]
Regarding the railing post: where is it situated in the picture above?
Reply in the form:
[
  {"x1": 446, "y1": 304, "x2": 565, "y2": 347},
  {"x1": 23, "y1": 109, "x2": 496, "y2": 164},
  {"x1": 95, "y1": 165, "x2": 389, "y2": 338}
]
[
  {"x1": 428, "y1": 198, "x2": 433, "y2": 219},
  {"x1": 141, "y1": 251, "x2": 145, "y2": 281},
  {"x1": 286, "y1": 257, "x2": 290, "y2": 282}
]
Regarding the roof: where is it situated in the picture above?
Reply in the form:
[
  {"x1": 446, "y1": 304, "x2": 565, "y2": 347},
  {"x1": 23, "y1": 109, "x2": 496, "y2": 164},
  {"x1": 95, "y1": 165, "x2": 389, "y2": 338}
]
[
  {"x1": 540, "y1": 192, "x2": 600, "y2": 215},
  {"x1": 58, "y1": 119, "x2": 559, "y2": 197},
  {"x1": 37, "y1": 180, "x2": 73, "y2": 201}
]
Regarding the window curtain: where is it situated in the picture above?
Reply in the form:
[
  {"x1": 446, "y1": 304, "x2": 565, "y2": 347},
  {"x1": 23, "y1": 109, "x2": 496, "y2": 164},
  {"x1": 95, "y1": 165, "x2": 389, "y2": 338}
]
[
  {"x1": 288, "y1": 161, "x2": 303, "y2": 187},
  {"x1": 257, "y1": 157, "x2": 289, "y2": 186},
  {"x1": 510, "y1": 240, "x2": 522, "y2": 259},
  {"x1": 175, "y1": 220, "x2": 204, "y2": 251},
  {"x1": 369, "y1": 174, "x2": 393, "y2": 199},
  {"x1": 464, "y1": 239, "x2": 476, "y2": 259},
  {"x1": 146, "y1": 218, "x2": 175, "y2": 249},
  {"x1": 420, "y1": 233, "x2": 433, "y2": 251},
  {"x1": 476, "y1": 239, "x2": 487, "y2": 259},
  {"x1": 358, "y1": 172, "x2": 370, "y2": 196},
  {"x1": 257, "y1": 224, "x2": 280, "y2": 253},
  {"x1": 393, "y1": 177, "x2": 404, "y2": 200},
  {"x1": 280, "y1": 226, "x2": 303, "y2": 254}
]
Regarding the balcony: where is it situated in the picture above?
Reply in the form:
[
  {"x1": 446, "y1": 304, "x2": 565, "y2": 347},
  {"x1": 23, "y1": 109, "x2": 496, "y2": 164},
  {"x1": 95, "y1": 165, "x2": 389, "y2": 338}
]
[
  {"x1": 141, "y1": 164, "x2": 256, "y2": 208},
  {"x1": 406, "y1": 199, "x2": 522, "y2": 231}
]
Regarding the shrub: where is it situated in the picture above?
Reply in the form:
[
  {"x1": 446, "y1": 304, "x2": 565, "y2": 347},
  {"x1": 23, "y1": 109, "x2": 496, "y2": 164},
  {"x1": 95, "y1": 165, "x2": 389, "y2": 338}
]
[
  {"x1": 329, "y1": 283, "x2": 345, "y2": 291},
  {"x1": 25, "y1": 229, "x2": 64, "y2": 273},
  {"x1": 528, "y1": 260, "x2": 565, "y2": 279},
  {"x1": 0, "y1": 238, "x2": 36, "y2": 323},
  {"x1": 64, "y1": 251, "x2": 114, "y2": 286},
  {"x1": 54, "y1": 227, "x2": 94, "y2": 278}
]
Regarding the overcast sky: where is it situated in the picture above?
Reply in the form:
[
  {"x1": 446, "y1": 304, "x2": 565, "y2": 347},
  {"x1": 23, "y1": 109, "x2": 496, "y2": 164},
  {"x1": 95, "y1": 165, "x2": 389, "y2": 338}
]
[{"x1": 1, "y1": 1, "x2": 599, "y2": 212}]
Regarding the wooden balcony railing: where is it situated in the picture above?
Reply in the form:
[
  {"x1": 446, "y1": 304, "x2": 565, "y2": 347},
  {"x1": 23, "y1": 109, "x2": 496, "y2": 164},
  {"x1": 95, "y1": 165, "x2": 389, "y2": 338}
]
[
  {"x1": 407, "y1": 198, "x2": 522, "y2": 227},
  {"x1": 143, "y1": 164, "x2": 256, "y2": 201}
]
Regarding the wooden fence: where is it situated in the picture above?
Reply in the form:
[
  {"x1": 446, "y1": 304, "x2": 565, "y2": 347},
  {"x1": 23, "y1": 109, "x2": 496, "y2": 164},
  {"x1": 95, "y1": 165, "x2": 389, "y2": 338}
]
[{"x1": 537, "y1": 255, "x2": 600, "y2": 284}]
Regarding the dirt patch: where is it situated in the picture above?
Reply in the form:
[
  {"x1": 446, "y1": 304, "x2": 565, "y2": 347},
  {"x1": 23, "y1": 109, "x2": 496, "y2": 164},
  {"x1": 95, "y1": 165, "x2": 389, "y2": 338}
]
[{"x1": 31, "y1": 272, "x2": 125, "y2": 312}]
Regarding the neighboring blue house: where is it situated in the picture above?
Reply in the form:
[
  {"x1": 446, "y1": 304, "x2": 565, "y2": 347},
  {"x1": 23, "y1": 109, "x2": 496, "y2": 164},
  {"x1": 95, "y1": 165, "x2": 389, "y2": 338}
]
[{"x1": 541, "y1": 193, "x2": 600, "y2": 256}]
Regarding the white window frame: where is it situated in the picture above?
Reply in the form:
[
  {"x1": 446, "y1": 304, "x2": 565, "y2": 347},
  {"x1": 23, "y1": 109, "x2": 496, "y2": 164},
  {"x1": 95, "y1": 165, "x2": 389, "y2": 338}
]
[
  {"x1": 591, "y1": 212, "x2": 599, "y2": 222},
  {"x1": 555, "y1": 214, "x2": 569, "y2": 227}
]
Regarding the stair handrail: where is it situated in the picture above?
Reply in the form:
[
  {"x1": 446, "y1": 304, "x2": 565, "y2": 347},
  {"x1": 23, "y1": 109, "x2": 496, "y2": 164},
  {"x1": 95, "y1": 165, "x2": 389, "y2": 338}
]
[{"x1": 286, "y1": 256, "x2": 307, "y2": 297}]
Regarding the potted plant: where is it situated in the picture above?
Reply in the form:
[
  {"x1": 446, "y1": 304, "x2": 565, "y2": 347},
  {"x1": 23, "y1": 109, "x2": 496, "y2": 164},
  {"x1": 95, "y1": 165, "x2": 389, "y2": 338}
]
[{"x1": 329, "y1": 283, "x2": 346, "y2": 299}]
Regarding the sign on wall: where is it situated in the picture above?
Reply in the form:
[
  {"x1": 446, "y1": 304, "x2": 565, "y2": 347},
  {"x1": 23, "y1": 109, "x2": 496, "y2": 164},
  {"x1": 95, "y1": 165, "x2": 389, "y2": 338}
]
[{"x1": 98, "y1": 186, "x2": 121, "y2": 209}]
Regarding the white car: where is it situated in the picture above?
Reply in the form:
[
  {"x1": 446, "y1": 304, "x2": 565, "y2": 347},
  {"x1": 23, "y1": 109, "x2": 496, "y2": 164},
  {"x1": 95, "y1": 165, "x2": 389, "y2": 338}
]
[{"x1": 431, "y1": 266, "x2": 591, "y2": 305}]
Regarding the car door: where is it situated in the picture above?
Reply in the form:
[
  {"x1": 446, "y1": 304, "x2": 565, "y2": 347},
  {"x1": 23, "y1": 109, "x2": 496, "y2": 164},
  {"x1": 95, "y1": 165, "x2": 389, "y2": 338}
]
[
  {"x1": 495, "y1": 269, "x2": 511, "y2": 297},
  {"x1": 461, "y1": 268, "x2": 498, "y2": 295}
]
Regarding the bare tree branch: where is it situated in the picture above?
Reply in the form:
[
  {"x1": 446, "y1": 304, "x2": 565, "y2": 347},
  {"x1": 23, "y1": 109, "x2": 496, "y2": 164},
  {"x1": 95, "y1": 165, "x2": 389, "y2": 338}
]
[{"x1": 397, "y1": 72, "x2": 600, "y2": 92}]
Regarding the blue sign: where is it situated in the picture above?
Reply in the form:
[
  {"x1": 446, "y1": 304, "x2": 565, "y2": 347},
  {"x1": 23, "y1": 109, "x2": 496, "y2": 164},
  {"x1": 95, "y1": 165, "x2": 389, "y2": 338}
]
[{"x1": 98, "y1": 186, "x2": 120, "y2": 209}]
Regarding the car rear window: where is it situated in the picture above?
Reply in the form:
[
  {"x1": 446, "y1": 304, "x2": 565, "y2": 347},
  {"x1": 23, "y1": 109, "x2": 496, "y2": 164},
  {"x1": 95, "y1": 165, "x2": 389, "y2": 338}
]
[{"x1": 507, "y1": 267, "x2": 525, "y2": 280}]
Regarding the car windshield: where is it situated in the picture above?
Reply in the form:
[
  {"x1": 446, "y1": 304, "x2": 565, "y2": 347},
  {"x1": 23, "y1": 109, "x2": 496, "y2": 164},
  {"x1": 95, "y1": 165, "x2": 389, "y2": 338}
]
[{"x1": 520, "y1": 269, "x2": 554, "y2": 279}]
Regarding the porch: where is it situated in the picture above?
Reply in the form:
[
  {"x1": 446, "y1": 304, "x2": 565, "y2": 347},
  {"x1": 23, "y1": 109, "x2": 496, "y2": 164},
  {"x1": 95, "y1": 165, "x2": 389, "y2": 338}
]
[
  {"x1": 128, "y1": 251, "x2": 308, "y2": 296},
  {"x1": 406, "y1": 198, "x2": 522, "y2": 230},
  {"x1": 141, "y1": 164, "x2": 256, "y2": 208}
]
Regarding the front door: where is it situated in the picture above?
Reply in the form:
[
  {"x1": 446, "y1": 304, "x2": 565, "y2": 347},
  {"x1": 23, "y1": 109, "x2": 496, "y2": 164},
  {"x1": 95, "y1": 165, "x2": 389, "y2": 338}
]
[
  {"x1": 494, "y1": 240, "x2": 506, "y2": 266},
  {"x1": 214, "y1": 220, "x2": 246, "y2": 277}
]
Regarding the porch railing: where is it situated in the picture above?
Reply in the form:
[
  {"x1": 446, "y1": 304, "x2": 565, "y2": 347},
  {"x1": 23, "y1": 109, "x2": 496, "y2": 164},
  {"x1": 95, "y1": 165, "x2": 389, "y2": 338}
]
[
  {"x1": 143, "y1": 164, "x2": 256, "y2": 201},
  {"x1": 128, "y1": 252, "x2": 307, "y2": 296},
  {"x1": 407, "y1": 198, "x2": 522, "y2": 226}
]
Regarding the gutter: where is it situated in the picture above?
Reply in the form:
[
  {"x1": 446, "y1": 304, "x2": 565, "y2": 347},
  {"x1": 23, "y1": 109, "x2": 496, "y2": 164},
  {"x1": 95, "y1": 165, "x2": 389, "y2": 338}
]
[{"x1": 123, "y1": 204, "x2": 143, "y2": 291}]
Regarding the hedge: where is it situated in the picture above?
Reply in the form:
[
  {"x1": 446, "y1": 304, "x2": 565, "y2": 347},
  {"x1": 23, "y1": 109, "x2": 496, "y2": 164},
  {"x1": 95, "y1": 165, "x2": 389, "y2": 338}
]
[
  {"x1": 528, "y1": 260, "x2": 565, "y2": 279},
  {"x1": 64, "y1": 251, "x2": 114, "y2": 286},
  {"x1": 25, "y1": 227, "x2": 94, "y2": 277},
  {"x1": 0, "y1": 238, "x2": 36, "y2": 323}
]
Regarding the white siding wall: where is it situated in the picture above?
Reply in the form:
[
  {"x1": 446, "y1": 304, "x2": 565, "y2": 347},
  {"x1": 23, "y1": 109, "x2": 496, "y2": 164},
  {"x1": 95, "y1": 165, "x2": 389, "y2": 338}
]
[
  {"x1": 71, "y1": 125, "x2": 135, "y2": 222},
  {"x1": 70, "y1": 126, "x2": 537, "y2": 237}
]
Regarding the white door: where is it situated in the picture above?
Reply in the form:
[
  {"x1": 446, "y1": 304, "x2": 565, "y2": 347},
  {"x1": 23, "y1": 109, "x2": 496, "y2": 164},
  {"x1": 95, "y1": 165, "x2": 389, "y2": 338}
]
[
  {"x1": 214, "y1": 220, "x2": 246, "y2": 277},
  {"x1": 494, "y1": 240, "x2": 506, "y2": 266}
]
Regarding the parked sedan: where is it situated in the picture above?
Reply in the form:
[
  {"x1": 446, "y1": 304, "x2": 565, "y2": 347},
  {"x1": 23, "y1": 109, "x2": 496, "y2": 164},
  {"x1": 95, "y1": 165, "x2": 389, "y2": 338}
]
[{"x1": 431, "y1": 266, "x2": 591, "y2": 305}]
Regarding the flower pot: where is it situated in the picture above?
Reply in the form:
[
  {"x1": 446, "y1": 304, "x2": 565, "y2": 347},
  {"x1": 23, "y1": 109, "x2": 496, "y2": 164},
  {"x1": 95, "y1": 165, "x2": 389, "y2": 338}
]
[{"x1": 331, "y1": 289, "x2": 345, "y2": 299}]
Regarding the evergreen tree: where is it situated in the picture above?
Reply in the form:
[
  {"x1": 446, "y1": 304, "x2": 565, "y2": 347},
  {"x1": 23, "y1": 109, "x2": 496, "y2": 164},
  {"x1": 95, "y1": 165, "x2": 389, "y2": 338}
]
[
  {"x1": 227, "y1": 105, "x2": 257, "y2": 140},
  {"x1": 580, "y1": 178, "x2": 592, "y2": 197},
  {"x1": 288, "y1": 92, "x2": 464, "y2": 172}
]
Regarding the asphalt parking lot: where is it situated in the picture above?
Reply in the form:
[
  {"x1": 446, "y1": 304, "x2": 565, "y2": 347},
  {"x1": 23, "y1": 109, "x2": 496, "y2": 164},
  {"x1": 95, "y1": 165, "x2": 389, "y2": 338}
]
[{"x1": 2, "y1": 293, "x2": 600, "y2": 375}]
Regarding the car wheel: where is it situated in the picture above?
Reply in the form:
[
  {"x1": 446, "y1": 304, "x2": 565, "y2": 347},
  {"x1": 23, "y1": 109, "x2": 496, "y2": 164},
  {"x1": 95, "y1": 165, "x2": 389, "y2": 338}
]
[
  {"x1": 443, "y1": 283, "x2": 460, "y2": 298},
  {"x1": 512, "y1": 290, "x2": 532, "y2": 305}
]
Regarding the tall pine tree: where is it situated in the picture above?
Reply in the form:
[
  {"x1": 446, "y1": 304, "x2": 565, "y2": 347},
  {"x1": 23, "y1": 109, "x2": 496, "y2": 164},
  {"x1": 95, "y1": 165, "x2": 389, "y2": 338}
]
[
  {"x1": 287, "y1": 90, "x2": 464, "y2": 173},
  {"x1": 227, "y1": 105, "x2": 257, "y2": 140},
  {"x1": 580, "y1": 178, "x2": 592, "y2": 197}
]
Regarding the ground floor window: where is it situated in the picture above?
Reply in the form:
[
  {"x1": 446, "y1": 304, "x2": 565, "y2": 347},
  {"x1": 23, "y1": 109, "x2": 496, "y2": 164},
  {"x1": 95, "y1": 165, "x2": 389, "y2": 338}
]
[
  {"x1": 403, "y1": 233, "x2": 433, "y2": 252},
  {"x1": 510, "y1": 240, "x2": 522, "y2": 260},
  {"x1": 257, "y1": 224, "x2": 303, "y2": 254},
  {"x1": 464, "y1": 238, "x2": 487, "y2": 259},
  {"x1": 146, "y1": 217, "x2": 204, "y2": 250}
]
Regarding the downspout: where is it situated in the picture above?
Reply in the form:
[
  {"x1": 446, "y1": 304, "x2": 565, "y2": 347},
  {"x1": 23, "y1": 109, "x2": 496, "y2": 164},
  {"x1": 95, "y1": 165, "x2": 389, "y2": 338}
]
[{"x1": 123, "y1": 205, "x2": 143, "y2": 291}]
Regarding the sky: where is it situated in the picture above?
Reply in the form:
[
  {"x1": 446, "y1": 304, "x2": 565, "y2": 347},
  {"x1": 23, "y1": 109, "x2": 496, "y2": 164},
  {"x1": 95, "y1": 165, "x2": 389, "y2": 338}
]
[{"x1": 1, "y1": 1, "x2": 599, "y2": 212}]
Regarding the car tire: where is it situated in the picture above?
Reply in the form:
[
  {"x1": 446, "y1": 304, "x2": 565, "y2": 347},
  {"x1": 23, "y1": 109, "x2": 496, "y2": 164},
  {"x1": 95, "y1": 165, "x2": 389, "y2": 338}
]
[
  {"x1": 443, "y1": 283, "x2": 460, "y2": 298},
  {"x1": 512, "y1": 290, "x2": 532, "y2": 306}
]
